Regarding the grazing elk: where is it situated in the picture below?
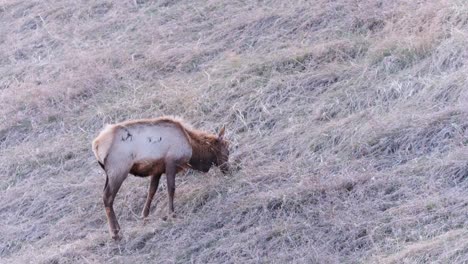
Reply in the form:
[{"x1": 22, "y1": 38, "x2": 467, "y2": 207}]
[{"x1": 92, "y1": 117, "x2": 229, "y2": 239}]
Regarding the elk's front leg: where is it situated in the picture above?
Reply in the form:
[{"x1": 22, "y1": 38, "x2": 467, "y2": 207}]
[
  {"x1": 142, "y1": 173, "x2": 162, "y2": 218},
  {"x1": 165, "y1": 160, "x2": 176, "y2": 218}
]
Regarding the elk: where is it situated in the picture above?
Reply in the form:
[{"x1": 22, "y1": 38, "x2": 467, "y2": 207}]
[{"x1": 92, "y1": 117, "x2": 229, "y2": 239}]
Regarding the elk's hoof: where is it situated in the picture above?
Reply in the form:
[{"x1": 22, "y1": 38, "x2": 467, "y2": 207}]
[
  {"x1": 142, "y1": 209, "x2": 149, "y2": 219},
  {"x1": 112, "y1": 232, "x2": 121, "y2": 240},
  {"x1": 161, "y1": 213, "x2": 176, "y2": 221}
]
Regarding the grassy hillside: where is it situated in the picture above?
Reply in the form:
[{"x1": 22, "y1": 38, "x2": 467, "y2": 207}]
[{"x1": 1, "y1": 0, "x2": 467, "y2": 263}]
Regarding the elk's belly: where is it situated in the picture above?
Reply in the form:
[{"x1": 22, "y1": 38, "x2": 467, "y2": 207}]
[
  {"x1": 130, "y1": 159, "x2": 165, "y2": 177},
  {"x1": 129, "y1": 159, "x2": 190, "y2": 177}
]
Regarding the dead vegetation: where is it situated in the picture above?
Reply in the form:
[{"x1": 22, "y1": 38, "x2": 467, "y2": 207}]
[{"x1": 1, "y1": 0, "x2": 468, "y2": 263}]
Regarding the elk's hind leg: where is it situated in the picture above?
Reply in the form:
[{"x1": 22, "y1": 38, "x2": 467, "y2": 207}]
[
  {"x1": 103, "y1": 170, "x2": 128, "y2": 240},
  {"x1": 142, "y1": 173, "x2": 162, "y2": 218}
]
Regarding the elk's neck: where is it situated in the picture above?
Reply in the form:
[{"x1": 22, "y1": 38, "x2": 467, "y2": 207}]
[{"x1": 186, "y1": 130, "x2": 217, "y2": 172}]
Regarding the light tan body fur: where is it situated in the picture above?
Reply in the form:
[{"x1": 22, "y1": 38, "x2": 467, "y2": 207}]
[{"x1": 93, "y1": 119, "x2": 193, "y2": 177}]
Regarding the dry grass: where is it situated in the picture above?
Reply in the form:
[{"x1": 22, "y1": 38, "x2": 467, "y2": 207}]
[{"x1": 1, "y1": 0, "x2": 468, "y2": 263}]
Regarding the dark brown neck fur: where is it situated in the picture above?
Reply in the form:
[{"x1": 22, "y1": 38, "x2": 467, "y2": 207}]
[{"x1": 186, "y1": 129, "x2": 218, "y2": 172}]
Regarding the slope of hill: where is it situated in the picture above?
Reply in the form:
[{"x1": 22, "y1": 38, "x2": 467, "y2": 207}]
[{"x1": 1, "y1": 0, "x2": 467, "y2": 263}]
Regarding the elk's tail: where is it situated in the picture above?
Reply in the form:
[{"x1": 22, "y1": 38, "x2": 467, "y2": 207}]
[{"x1": 92, "y1": 124, "x2": 115, "y2": 169}]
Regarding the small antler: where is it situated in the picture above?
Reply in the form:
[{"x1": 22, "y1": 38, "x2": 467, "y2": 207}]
[{"x1": 218, "y1": 125, "x2": 226, "y2": 139}]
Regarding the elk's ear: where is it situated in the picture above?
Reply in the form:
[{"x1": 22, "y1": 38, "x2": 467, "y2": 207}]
[{"x1": 218, "y1": 125, "x2": 226, "y2": 140}]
